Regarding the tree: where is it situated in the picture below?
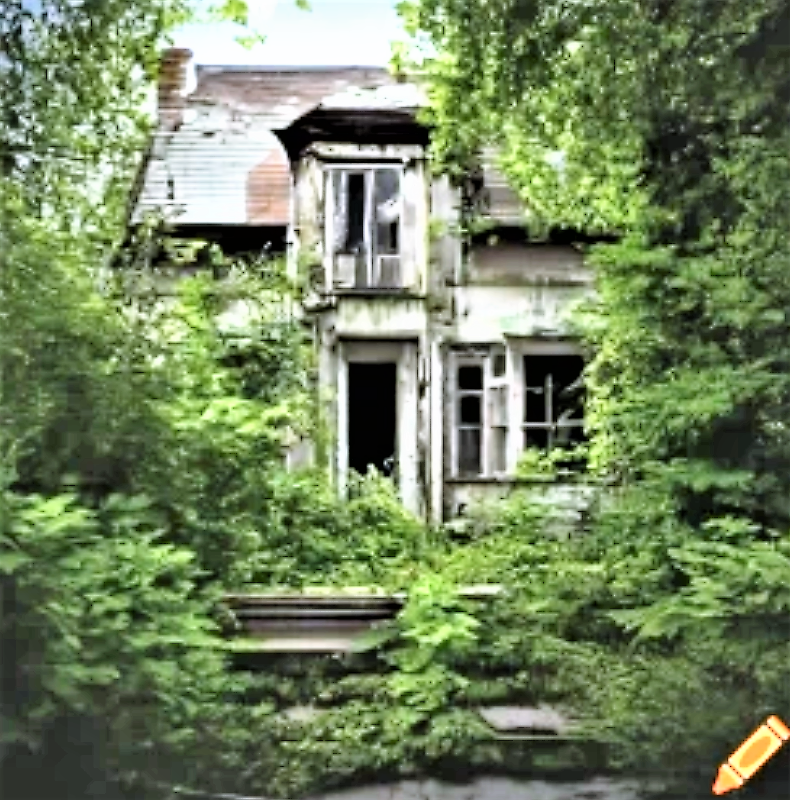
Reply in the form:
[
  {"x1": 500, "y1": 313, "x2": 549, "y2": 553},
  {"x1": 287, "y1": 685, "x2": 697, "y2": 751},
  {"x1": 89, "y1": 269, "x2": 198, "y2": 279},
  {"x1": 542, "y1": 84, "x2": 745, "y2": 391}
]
[
  {"x1": 0, "y1": 2, "x2": 311, "y2": 796},
  {"x1": 398, "y1": 0, "x2": 790, "y2": 792}
]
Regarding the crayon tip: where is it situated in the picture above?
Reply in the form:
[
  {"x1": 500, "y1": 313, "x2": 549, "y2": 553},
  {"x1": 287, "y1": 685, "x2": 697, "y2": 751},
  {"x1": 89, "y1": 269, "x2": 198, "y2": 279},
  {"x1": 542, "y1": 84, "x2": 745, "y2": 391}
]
[{"x1": 713, "y1": 764, "x2": 743, "y2": 795}]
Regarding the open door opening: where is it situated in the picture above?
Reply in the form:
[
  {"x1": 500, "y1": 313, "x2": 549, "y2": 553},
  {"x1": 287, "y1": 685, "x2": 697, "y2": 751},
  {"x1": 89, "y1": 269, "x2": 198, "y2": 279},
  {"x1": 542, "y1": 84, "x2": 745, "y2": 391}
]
[{"x1": 348, "y1": 362, "x2": 397, "y2": 477}]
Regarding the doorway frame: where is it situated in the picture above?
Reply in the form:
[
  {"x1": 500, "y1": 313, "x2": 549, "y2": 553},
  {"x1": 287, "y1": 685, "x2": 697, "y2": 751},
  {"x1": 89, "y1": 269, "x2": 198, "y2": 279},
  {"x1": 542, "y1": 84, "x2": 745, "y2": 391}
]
[{"x1": 337, "y1": 339, "x2": 420, "y2": 514}]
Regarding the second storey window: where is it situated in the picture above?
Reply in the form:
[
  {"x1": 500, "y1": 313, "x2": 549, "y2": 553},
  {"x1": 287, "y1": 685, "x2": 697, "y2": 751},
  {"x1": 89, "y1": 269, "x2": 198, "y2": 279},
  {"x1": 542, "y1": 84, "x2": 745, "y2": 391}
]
[{"x1": 326, "y1": 166, "x2": 402, "y2": 289}]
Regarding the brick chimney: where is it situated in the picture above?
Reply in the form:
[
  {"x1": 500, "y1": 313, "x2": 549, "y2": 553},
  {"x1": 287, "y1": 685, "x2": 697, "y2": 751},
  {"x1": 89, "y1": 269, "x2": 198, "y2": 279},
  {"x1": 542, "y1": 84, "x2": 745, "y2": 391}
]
[{"x1": 158, "y1": 47, "x2": 192, "y2": 130}]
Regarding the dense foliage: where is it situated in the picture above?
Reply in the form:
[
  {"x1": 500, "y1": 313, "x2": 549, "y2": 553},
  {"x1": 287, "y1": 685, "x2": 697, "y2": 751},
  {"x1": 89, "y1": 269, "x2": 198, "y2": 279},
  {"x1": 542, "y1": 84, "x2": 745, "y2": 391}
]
[
  {"x1": 393, "y1": 0, "x2": 790, "y2": 794},
  {"x1": 0, "y1": 1, "x2": 317, "y2": 797},
  {"x1": 4, "y1": 0, "x2": 790, "y2": 798}
]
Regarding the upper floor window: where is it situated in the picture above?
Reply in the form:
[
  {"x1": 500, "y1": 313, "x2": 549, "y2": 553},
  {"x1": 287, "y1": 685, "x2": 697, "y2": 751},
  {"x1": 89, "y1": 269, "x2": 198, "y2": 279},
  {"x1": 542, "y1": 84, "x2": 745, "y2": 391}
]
[{"x1": 325, "y1": 166, "x2": 402, "y2": 289}]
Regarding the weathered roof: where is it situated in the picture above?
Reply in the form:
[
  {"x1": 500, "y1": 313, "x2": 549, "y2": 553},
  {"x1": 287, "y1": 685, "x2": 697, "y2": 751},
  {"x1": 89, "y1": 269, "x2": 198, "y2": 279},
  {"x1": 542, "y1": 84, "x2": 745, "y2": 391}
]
[
  {"x1": 191, "y1": 64, "x2": 398, "y2": 129},
  {"x1": 318, "y1": 82, "x2": 426, "y2": 111},
  {"x1": 133, "y1": 64, "x2": 527, "y2": 227},
  {"x1": 134, "y1": 115, "x2": 291, "y2": 225},
  {"x1": 481, "y1": 147, "x2": 527, "y2": 225}
]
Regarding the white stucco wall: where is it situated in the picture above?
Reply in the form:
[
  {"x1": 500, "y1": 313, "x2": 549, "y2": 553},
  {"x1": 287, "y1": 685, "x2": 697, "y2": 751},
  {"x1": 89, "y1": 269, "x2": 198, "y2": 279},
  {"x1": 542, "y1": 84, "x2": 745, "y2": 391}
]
[{"x1": 452, "y1": 285, "x2": 589, "y2": 340}]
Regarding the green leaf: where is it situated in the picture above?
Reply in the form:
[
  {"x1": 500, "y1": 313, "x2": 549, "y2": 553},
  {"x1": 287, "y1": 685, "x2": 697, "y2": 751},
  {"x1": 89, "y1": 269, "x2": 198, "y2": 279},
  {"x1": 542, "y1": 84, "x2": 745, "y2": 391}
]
[
  {"x1": 0, "y1": 549, "x2": 32, "y2": 574},
  {"x1": 349, "y1": 621, "x2": 399, "y2": 653}
]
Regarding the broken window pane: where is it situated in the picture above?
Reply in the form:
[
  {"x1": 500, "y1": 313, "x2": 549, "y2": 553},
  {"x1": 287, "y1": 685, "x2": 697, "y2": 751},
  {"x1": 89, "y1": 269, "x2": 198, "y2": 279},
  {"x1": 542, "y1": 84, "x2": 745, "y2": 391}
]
[
  {"x1": 329, "y1": 167, "x2": 404, "y2": 289},
  {"x1": 460, "y1": 395, "x2": 481, "y2": 424},
  {"x1": 489, "y1": 385, "x2": 508, "y2": 427},
  {"x1": 331, "y1": 170, "x2": 366, "y2": 255},
  {"x1": 490, "y1": 427, "x2": 507, "y2": 473},
  {"x1": 524, "y1": 427, "x2": 550, "y2": 450},
  {"x1": 458, "y1": 365, "x2": 483, "y2": 390},
  {"x1": 374, "y1": 169, "x2": 400, "y2": 256},
  {"x1": 523, "y1": 354, "x2": 586, "y2": 451},
  {"x1": 332, "y1": 171, "x2": 348, "y2": 252},
  {"x1": 525, "y1": 357, "x2": 553, "y2": 424},
  {"x1": 458, "y1": 428, "x2": 481, "y2": 475},
  {"x1": 345, "y1": 172, "x2": 366, "y2": 254}
]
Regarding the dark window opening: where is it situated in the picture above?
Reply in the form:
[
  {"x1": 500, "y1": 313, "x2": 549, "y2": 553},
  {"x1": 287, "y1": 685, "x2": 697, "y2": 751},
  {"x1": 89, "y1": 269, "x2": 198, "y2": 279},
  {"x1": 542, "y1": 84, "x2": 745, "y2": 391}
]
[
  {"x1": 523, "y1": 354, "x2": 585, "y2": 451},
  {"x1": 459, "y1": 396, "x2": 482, "y2": 424},
  {"x1": 344, "y1": 173, "x2": 366, "y2": 254},
  {"x1": 458, "y1": 365, "x2": 483, "y2": 391},
  {"x1": 348, "y1": 362, "x2": 397, "y2": 477},
  {"x1": 456, "y1": 362, "x2": 485, "y2": 476},
  {"x1": 330, "y1": 168, "x2": 402, "y2": 288}
]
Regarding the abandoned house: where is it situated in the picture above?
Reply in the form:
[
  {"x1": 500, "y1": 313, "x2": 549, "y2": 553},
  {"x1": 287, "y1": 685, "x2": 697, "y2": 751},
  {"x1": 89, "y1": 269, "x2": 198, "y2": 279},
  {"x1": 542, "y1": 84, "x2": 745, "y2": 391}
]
[{"x1": 134, "y1": 49, "x2": 595, "y2": 523}]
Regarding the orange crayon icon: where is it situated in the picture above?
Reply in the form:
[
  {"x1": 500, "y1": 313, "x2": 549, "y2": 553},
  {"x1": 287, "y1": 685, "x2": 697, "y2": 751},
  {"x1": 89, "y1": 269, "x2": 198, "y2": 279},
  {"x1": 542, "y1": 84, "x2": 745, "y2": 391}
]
[{"x1": 712, "y1": 715, "x2": 790, "y2": 795}]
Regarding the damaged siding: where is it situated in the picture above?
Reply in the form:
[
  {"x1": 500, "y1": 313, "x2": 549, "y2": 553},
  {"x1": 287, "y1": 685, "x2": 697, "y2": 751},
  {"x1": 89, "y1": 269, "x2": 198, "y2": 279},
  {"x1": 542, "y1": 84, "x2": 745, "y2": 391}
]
[
  {"x1": 134, "y1": 61, "x2": 596, "y2": 523},
  {"x1": 135, "y1": 108, "x2": 290, "y2": 225}
]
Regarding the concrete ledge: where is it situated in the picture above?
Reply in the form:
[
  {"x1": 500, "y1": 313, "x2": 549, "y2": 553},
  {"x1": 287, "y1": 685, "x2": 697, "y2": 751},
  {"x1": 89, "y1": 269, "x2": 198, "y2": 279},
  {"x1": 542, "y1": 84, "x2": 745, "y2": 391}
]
[
  {"x1": 301, "y1": 777, "x2": 657, "y2": 800},
  {"x1": 225, "y1": 587, "x2": 501, "y2": 653}
]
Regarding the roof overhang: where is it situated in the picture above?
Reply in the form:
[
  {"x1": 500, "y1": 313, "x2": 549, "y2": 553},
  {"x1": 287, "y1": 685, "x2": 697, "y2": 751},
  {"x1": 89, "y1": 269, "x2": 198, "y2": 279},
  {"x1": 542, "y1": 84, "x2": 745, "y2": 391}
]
[{"x1": 276, "y1": 106, "x2": 430, "y2": 161}]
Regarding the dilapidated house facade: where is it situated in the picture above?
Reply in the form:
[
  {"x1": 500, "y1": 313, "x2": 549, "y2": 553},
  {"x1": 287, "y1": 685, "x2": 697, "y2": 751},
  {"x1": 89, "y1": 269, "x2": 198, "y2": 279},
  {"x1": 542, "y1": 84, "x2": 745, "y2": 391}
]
[{"x1": 136, "y1": 50, "x2": 593, "y2": 523}]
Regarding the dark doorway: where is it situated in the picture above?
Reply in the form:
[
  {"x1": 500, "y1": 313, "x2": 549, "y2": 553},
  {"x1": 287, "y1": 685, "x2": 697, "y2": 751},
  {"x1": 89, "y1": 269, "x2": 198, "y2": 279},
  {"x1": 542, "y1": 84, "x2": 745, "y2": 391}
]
[{"x1": 348, "y1": 362, "x2": 397, "y2": 476}]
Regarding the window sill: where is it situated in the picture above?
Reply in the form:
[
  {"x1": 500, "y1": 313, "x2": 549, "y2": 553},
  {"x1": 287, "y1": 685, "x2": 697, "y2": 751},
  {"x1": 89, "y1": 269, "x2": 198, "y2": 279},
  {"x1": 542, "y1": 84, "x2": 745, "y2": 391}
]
[
  {"x1": 445, "y1": 475, "x2": 598, "y2": 487},
  {"x1": 330, "y1": 288, "x2": 424, "y2": 299}
]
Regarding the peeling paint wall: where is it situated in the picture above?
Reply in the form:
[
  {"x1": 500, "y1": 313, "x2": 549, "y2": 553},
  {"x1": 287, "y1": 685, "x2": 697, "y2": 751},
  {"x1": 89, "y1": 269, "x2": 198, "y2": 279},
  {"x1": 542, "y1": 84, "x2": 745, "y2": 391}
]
[
  {"x1": 452, "y1": 284, "x2": 589, "y2": 340},
  {"x1": 468, "y1": 243, "x2": 590, "y2": 287},
  {"x1": 333, "y1": 297, "x2": 427, "y2": 338}
]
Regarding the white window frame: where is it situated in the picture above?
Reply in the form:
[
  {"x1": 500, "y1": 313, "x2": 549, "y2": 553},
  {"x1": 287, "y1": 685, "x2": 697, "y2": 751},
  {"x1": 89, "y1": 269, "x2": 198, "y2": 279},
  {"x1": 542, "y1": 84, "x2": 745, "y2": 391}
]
[
  {"x1": 323, "y1": 164, "x2": 404, "y2": 290},
  {"x1": 450, "y1": 345, "x2": 511, "y2": 479},
  {"x1": 450, "y1": 341, "x2": 586, "y2": 479}
]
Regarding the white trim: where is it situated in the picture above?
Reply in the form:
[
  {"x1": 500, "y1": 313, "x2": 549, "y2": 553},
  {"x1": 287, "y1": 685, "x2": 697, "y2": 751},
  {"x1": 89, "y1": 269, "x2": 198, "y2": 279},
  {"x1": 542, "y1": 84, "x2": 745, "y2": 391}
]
[
  {"x1": 429, "y1": 340, "x2": 444, "y2": 524},
  {"x1": 323, "y1": 162, "x2": 408, "y2": 171},
  {"x1": 448, "y1": 341, "x2": 586, "y2": 478},
  {"x1": 398, "y1": 343, "x2": 420, "y2": 514},
  {"x1": 339, "y1": 341, "x2": 420, "y2": 514},
  {"x1": 323, "y1": 169, "x2": 335, "y2": 292},
  {"x1": 336, "y1": 342, "x2": 349, "y2": 498},
  {"x1": 363, "y1": 168, "x2": 374, "y2": 283}
]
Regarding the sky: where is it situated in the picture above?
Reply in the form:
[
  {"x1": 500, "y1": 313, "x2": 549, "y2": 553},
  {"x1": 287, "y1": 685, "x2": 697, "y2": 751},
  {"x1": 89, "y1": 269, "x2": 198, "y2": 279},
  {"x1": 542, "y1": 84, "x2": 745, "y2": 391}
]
[{"x1": 173, "y1": 0, "x2": 404, "y2": 70}]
